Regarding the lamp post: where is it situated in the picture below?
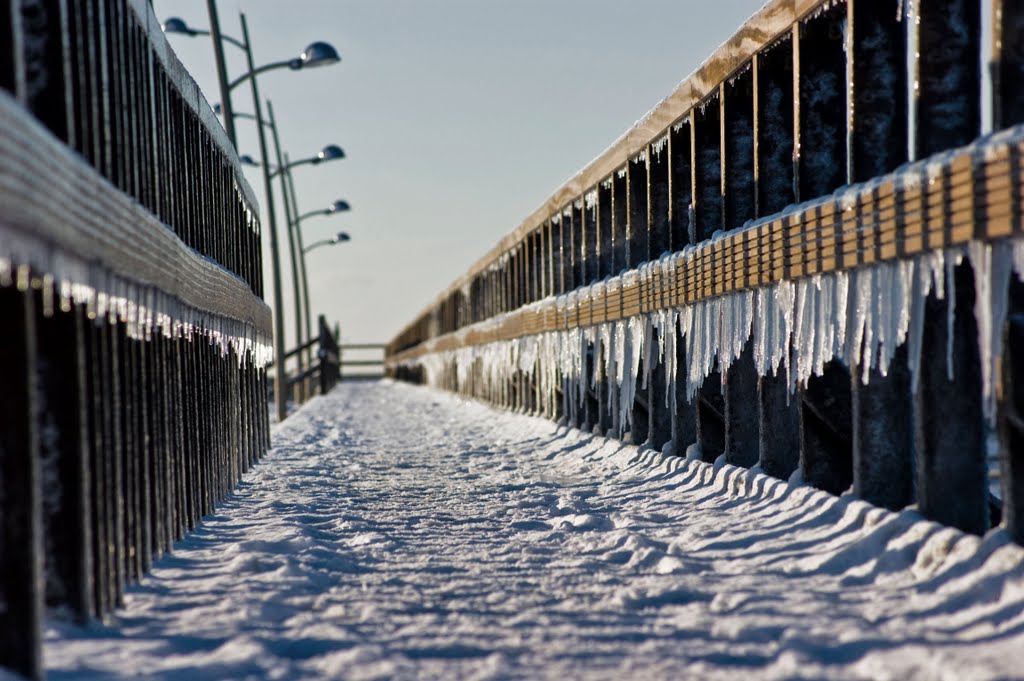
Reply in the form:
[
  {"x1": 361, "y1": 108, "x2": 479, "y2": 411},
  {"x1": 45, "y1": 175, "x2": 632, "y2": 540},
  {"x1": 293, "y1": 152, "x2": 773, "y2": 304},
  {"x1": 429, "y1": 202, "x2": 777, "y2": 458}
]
[
  {"x1": 289, "y1": 198, "x2": 351, "y2": 376},
  {"x1": 226, "y1": 98, "x2": 346, "y2": 402},
  {"x1": 162, "y1": 13, "x2": 339, "y2": 149},
  {"x1": 164, "y1": 11, "x2": 341, "y2": 422},
  {"x1": 304, "y1": 232, "x2": 351, "y2": 254},
  {"x1": 264, "y1": 107, "x2": 345, "y2": 402}
]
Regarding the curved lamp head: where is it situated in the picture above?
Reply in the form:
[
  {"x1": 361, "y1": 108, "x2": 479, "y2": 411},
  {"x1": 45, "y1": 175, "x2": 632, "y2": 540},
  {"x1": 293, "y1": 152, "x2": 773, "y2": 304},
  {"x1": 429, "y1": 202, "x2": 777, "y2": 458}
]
[
  {"x1": 317, "y1": 144, "x2": 345, "y2": 162},
  {"x1": 302, "y1": 42, "x2": 341, "y2": 68},
  {"x1": 334, "y1": 231, "x2": 351, "y2": 243},
  {"x1": 161, "y1": 17, "x2": 195, "y2": 35},
  {"x1": 239, "y1": 154, "x2": 259, "y2": 167},
  {"x1": 329, "y1": 200, "x2": 351, "y2": 213}
]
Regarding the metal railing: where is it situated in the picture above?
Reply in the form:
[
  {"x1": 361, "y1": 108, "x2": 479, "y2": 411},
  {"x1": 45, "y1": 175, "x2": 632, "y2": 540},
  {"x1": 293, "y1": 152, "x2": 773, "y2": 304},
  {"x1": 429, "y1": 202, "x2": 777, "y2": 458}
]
[
  {"x1": 386, "y1": 0, "x2": 1024, "y2": 549},
  {"x1": 276, "y1": 328, "x2": 385, "y2": 409},
  {"x1": 0, "y1": 1, "x2": 270, "y2": 678},
  {"x1": 340, "y1": 343, "x2": 386, "y2": 380},
  {"x1": 278, "y1": 315, "x2": 343, "y2": 400}
]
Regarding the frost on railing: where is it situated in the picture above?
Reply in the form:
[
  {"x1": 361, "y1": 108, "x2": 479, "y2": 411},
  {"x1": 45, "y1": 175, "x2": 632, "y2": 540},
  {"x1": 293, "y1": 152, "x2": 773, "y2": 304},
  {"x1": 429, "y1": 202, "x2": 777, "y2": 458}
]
[
  {"x1": 388, "y1": 0, "x2": 1024, "y2": 557},
  {"x1": 404, "y1": 235, "x2": 1022, "y2": 432},
  {"x1": 0, "y1": 1, "x2": 272, "y2": 678}
]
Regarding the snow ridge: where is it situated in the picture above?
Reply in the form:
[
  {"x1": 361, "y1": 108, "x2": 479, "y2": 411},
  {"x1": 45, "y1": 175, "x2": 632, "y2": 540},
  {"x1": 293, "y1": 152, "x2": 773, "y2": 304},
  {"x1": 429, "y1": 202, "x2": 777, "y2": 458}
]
[{"x1": 44, "y1": 382, "x2": 1024, "y2": 680}]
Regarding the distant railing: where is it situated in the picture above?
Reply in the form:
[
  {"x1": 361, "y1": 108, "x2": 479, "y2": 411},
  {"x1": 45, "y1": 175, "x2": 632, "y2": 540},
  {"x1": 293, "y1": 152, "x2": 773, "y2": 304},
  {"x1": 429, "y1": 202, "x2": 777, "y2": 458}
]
[
  {"x1": 276, "y1": 330, "x2": 384, "y2": 408},
  {"x1": 340, "y1": 343, "x2": 386, "y2": 380},
  {"x1": 0, "y1": 1, "x2": 270, "y2": 678},
  {"x1": 278, "y1": 315, "x2": 346, "y2": 400},
  {"x1": 387, "y1": 0, "x2": 1024, "y2": 551}
]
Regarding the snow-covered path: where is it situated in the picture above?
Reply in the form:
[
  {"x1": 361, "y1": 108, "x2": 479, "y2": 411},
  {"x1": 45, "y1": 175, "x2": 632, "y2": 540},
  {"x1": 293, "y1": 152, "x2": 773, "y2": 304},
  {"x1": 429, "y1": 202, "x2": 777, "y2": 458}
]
[{"x1": 45, "y1": 381, "x2": 1024, "y2": 680}]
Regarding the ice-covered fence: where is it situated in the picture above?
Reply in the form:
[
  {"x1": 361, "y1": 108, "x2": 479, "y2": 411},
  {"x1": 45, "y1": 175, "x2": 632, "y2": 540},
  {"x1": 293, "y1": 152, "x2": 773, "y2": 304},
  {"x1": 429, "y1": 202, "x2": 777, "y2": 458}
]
[
  {"x1": 386, "y1": 0, "x2": 1024, "y2": 556},
  {"x1": 0, "y1": 1, "x2": 272, "y2": 678}
]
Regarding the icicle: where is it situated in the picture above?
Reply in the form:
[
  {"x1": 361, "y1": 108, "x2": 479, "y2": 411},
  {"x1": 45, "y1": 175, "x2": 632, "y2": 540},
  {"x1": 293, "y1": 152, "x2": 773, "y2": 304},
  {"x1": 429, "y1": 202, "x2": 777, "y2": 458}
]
[
  {"x1": 970, "y1": 240, "x2": 1013, "y2": 423},
  {"x1": 945, "y1": 251, "x2": 960, "y2": 381}
]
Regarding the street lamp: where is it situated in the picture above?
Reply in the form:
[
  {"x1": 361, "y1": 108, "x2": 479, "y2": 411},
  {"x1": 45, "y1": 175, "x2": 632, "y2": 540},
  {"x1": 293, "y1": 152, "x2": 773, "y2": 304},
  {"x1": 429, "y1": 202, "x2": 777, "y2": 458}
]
[
  {"x1": 268, "y1": 144, "x2": 345, "y2": 179},
  {"x1": 227, "y1": 41, "x2": 340, "y2": 91},
  {"x1": 296, "y1": 200, "x2": 350, "y2": 224},
  {"x1": 304, "y1": 232, "x2": 351, "y2": 254},
  {"x1": 263, "y1": 105, "x2": 346, "y2": 403},
  {"x1": 290, "y1": 198, "x2": 351, "y2": 374},
  {"x1": 229, "y1": 96, "x2": 348, "y2": 402},
  {"x1": 161, "y1": 12, "x2": 340, "y2": 149},
  {"x1": 163, "y1": 11, "x2": 342, "y2": 422},
  {"x1": 161, "y1": 16, "x2": 246, "y2": 48}
]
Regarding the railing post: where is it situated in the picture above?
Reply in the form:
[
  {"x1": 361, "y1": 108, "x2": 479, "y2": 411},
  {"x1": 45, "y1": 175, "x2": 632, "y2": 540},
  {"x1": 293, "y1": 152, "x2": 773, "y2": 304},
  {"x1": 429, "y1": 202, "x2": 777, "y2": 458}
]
[
  {"x1": 0, "y1": 285, "x2": 43, "y2": 681},
  {"x1": 693, "y1": 94, "x2": 722, "y2": 242},
  {"x1": 318, "y1": 315, "x2": 340, "y2": 394},
  {"x1": 913, "y1": 0, "x2": 988, "y2": 535},
  {"x1": 1001, "y1": 308, "x2": 1024, "y2": 543},
  {"x1": 670, "y1": 331, "x2": 697, "y2": 456},
  {"x1": 646, "y1": 326, "x2": 672, "y2": 451},
  {"x1": 758, "y1": 371, "x2": 800, "y2": 480},
  {"x1": 724, "y1": 340, "x2": 759, "y2": 468},
  {"x1": 853, "y1": 346, "x2": 914, "y2": 510},
  {"x1": 798, "y1": 360, "x2": 853, "y2": 494},
  {"x1": 994, "y1": 0, "x2": 1024, "y2": 129},
  {"x1": 696, "y1": 366, "x2": 725, "y2": 462},
  {"x1": 846, "y1": 0, "x2": 913, "y2": 510},
  {"x1": 36, "y1": 290, "x2": 93, "y2": 622}
]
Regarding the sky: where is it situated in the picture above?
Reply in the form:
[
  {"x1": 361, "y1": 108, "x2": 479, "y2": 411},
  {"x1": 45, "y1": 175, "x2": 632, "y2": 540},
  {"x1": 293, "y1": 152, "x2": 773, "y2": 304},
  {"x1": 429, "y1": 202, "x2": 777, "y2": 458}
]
[{"x1": 152, "y1": 0, "x2": 762, "y2": 347}]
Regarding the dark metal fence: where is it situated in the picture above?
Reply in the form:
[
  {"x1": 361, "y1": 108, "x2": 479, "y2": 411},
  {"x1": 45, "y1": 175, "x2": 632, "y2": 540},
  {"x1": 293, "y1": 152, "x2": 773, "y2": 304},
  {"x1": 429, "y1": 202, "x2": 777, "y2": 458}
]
[
  {"x1": 277, "y1": 315, "x2": 344, "y2": 401},
  {"x1": 387, "y1": 0, "x2": 1024, "y2": 550},
  {"x1": 0, "y1": 1, "x2": 271, "y2": 678}
]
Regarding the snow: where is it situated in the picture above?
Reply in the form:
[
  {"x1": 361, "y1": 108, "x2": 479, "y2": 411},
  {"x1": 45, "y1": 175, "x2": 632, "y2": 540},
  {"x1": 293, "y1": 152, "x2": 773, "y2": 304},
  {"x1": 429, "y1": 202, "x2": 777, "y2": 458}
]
[{"x1": 44, "y1": 381, "x2": 1024, "y2": 680}]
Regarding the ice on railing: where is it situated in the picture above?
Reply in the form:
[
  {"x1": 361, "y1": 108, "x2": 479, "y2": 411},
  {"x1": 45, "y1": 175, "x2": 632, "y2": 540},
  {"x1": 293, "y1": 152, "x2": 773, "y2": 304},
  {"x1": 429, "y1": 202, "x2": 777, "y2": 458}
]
[
  {"x1": 0, "y1": 251, "x2": 272, "y2": 368},
  {"x1": 404, "y1": 235, "x2": 1023, "y2": 432}
]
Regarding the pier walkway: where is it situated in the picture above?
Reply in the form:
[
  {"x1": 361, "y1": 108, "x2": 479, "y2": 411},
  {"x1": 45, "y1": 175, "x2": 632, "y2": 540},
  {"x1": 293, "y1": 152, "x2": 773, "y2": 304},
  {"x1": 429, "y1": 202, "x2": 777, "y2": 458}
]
[{"x1": 42, "y1": 381, "x2": 1024, "y2": 680}]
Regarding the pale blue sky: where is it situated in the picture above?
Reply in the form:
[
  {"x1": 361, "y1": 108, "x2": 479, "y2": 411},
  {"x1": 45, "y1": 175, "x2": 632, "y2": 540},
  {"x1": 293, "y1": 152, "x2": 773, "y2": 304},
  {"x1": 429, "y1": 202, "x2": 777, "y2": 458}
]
[{"x1": 154, "y1": 0, "x2": 761, "y2": 346}]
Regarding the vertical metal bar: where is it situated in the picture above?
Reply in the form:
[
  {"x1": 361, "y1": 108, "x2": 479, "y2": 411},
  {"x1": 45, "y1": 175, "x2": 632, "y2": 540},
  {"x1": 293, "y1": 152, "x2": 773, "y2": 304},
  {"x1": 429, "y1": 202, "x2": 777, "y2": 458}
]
[
  {"x1": 137, "y1": 336, "x2": 152, "y2": 572},
  {"x1": 19, "y1": 0, "x2": 70, "y2": 141},
  {"x1": 571, "y1": 201, "x2": 584, "y2": 287},
  {"x1": 562, "y1": 207, "x2": 575, "y2": 292},
  {"x1": 0, "y1": 0, "x2": 18, "y2": 95},
  {"x1": 724, "y1": 342, "x2": 759, "y2": 468},
  {"x1": 84, "y1": 315, "x2": 108, "y2": 617},
  {"x1": 120, "y1": 327, "x2": 140, "y2": 582},
  {"x1": 756, "y1": 37, "x2": 796, "y2": 217},
  {"x1": 913, "y1": 0, "x2": 988, "y2": 534},
  {"x1": 37, "y1": 291, "x2": 93, "y2": 621},
  {"x1": 598, "y1": 182, "x2": 613, "y2": 280},
  {"x1": 649, "y1": 141, "x2": 671, "y2": 258},
  {"x1": 849, "y1": 0, "x2": 908, "y2": 182},
  {"x1": 798, "y1": 361, "x2": 854, "y2": 495},
  {"x1": 696, "y1": 368, "x2": 725, "y2": 463},
  {"x1": 584, "y1": 195, "x2": 598, "y2": 284},
  {"x1": 0, "y1": 285, "x2": 42, "y2": 680},
  {"x1": 757, "y1": 371, "x2": 800, "y2": 480},
  {"x1": 915, "y1": 262, "x2": 989, "y2": 533},
  {"x1": 1001, "y1": 310, "x2": 1024, "y2": 543},
  {"x1": 669, "y1": 119, "x2": 693, "y2": 247},
  {"x1": 628, "y1": 156, "x2": 649, "y2": 267},
  {"x1": 694, "y1": 93, "x2": 723, "y2": 242},
  {"x1": 993, "y1": 0, "x2": 1024, "y2": 129},
  {"x1": 797, "y1": 5, "x2": 847, "y2": 201},
  {"x1": 915, "y1": 0, "x2": 981, "y2": 156},
  {"x1": 612, "y1": 169, "x2": 628, "y2": 273},
  {"x1": 723, "y1": 68, "x2": 756, "y2": 230},
  {"x1": 846, "y1": 0, "x2": 913, "y2": 511}
]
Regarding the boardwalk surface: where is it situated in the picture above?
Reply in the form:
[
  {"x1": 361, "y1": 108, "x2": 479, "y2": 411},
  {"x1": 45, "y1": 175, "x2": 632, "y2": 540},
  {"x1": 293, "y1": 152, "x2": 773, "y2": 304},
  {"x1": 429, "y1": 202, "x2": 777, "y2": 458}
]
[{"x1": 45, "y1": 381, "x2": 1024, "y2": 680}]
